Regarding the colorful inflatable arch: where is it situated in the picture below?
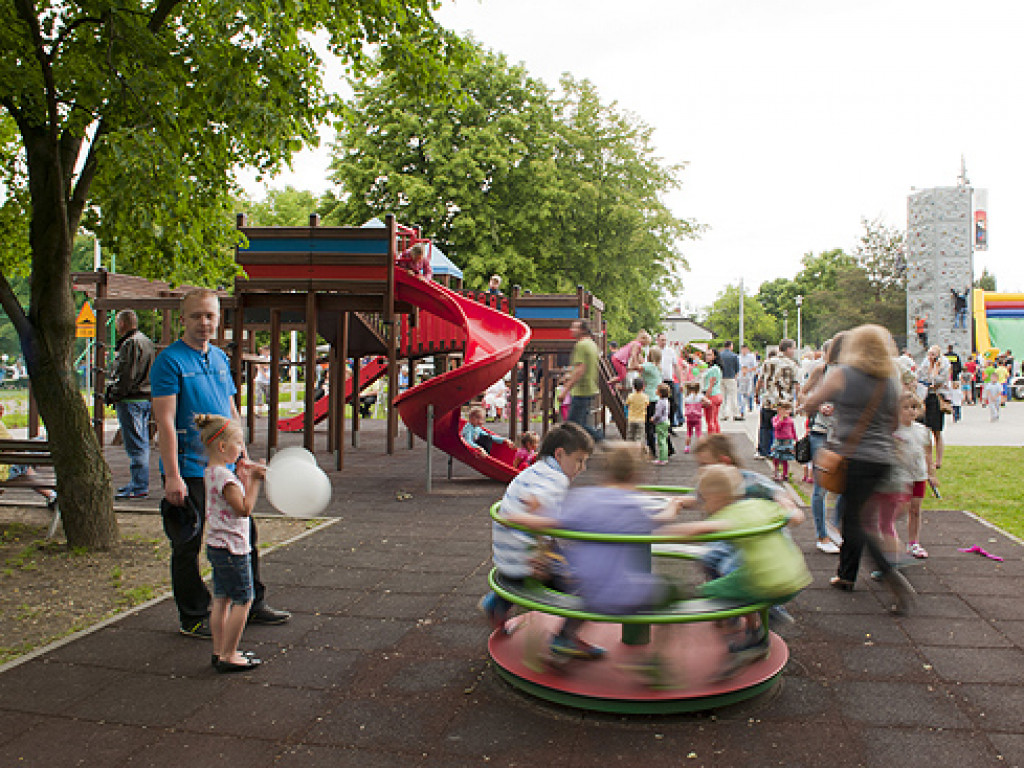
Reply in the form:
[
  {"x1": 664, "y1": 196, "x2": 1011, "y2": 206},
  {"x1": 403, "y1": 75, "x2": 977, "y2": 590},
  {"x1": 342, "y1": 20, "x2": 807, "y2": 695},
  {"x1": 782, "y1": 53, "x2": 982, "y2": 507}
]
[{"x1": 973, "y1": 289, "x2": 1024, "y2": 358}]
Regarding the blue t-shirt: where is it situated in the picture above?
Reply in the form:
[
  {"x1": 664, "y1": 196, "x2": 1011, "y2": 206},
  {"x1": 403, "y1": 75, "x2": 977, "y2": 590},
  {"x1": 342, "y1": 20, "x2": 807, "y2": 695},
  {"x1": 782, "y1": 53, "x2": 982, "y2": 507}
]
[
  {"x1": 150, "y1": 340, "x2": 236, "y2": 478},
  {"x1": 555, "y1": 486, "x2": 662, "y2": 614}
]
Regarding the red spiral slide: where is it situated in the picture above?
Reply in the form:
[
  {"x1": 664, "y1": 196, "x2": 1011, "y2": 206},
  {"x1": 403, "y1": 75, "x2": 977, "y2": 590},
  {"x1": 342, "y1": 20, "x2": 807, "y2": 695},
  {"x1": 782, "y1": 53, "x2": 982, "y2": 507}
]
[
  {"x1": 393, "y1": 270, "x2": 531, "y2": 483},
  {"x1": 277, "y1": 356, "x2": 388, "y2": 433}
]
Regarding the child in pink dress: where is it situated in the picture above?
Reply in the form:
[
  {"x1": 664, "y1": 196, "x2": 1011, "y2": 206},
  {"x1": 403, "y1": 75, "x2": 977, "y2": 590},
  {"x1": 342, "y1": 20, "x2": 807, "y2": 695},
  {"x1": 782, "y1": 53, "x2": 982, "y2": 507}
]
[
  {"x1": 513, "y1": 431, "x2": 540, "y2": 471},
  {"x1": 770, "y1": 402, "x2": 797, "y2": 481}
]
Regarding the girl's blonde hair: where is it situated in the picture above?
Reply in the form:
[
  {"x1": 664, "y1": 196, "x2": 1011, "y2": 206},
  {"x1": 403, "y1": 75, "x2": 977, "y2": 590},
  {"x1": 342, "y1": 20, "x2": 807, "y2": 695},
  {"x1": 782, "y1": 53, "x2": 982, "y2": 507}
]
[
  {"x1": 194, "y1": 414, "x2": 241, "y2": 449},
  {"x1": 520, "y1": 431, "x2": 539, "y2": 448},
  {"x1": 840, "y1": 324, "x2": 897, "y2": 379},
  {"x1": 693, "y1": 434, "x2": 743, "y2": 467}
]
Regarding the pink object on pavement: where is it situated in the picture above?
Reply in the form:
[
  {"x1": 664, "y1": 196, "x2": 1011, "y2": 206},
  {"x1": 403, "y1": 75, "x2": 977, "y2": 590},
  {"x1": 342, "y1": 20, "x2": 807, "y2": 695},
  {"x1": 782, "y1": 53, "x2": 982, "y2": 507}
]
[{"x1": 957, "y1": 545, "x2": 1004, "y2": 562}]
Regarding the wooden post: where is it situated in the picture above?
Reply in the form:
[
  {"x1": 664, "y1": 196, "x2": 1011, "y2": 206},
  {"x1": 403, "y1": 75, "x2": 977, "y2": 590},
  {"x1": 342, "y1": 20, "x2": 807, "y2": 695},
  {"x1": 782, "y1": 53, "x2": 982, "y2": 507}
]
[
  {"x1": 385, "y1": 215, "x2": 398, "y2": 455},
  {"x1": 541, "y1": 355, "x2": 552, "y2": 435},
  {"x1": 268, "y1": 309, "x2": 281, "y2": 461},
  {"x1": 351, "y1": 353, "x2": 361, "y2": 448},
  {"x1": 303, "y1": 291, "x2": 317, "y2": 453},
  {"x1": 335, "y1": 312, "x2": 348, "y2": 470},
  {"x1": 93, "y1": 269, "x2": 108, "y2": 446}
]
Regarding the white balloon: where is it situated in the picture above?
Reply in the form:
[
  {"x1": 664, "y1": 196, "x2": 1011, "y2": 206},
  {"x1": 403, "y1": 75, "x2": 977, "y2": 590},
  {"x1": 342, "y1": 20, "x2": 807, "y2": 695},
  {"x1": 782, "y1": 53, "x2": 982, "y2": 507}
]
[
  {"x1": 269, "y1": 446, "x2": 317, "y2": 469},
  {"x1": 265, "y1": 455, "x2": 332, "y2": 516}
]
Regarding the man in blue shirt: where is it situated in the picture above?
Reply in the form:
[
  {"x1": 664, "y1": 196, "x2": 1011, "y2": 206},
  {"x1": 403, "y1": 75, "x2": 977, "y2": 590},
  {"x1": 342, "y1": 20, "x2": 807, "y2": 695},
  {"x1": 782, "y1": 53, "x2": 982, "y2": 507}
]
[{"x1": 152, "y1": 289, "x2": 289, "y2": 637}]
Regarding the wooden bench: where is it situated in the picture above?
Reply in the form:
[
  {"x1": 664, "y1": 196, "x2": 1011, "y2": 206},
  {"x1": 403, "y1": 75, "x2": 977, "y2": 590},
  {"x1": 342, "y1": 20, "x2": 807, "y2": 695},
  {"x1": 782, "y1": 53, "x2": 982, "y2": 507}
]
[{"x1": 0, "y1": 438, "x2": 61, "y2": 538}]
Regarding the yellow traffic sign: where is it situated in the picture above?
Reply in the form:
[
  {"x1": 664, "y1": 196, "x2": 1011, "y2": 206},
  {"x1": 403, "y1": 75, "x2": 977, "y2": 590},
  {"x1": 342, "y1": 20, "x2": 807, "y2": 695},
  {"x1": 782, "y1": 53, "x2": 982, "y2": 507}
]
[{"x1": 75, "y1": 301, "x2": 96, "y2": 338}]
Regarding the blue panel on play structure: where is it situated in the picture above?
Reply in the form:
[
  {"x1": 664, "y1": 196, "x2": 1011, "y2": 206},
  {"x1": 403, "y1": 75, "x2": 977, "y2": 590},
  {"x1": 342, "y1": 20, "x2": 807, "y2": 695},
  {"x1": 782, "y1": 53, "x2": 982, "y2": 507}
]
[
  {"x1": 514, "y1": 306, "x2": 580, "y2": 319},
  {"x1": 240, "y1": 238, "x2": 389, "y2": 254},
  {"x1": 986, "y1": 310, "x2": 1024, "y2": 318}
]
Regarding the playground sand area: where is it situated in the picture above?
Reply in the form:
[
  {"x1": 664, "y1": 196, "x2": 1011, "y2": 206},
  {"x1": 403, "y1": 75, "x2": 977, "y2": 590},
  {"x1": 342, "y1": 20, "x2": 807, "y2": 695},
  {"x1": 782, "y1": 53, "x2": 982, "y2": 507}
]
[{"x1": 0, "y1": 506, "x2": 317, "y2": 665}]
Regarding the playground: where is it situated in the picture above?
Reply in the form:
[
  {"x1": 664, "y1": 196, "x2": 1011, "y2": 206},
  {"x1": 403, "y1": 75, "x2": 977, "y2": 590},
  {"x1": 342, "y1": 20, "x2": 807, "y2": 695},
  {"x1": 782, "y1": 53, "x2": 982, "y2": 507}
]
[
  {"x1": 1, "y1": 212, "x2": 1023, "y2": 762},
  {"x1": 0, "y1": 410, "x2": 1022, "y2": 766}
]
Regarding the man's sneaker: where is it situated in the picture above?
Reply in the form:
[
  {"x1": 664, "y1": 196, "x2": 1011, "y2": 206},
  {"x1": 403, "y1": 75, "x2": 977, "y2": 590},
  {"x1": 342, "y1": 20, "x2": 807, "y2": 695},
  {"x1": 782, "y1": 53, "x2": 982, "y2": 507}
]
[
  {"x1": 180, "y1": 619, "x2": 212, "y2": 638},
  {"x1": 550, "y1": 635, "x2": 606, "y2": 660},
  {"x1": 248, "y1": 604, "x2": 291, "y2": 625},
  {"x1": 477, "y1": 592, "x2": 509, "y2": 632}
]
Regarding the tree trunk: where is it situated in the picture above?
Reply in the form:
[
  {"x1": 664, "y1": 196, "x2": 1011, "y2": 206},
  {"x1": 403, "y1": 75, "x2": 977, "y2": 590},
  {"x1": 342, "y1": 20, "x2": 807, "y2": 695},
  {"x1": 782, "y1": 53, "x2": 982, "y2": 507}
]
[{"x1": 21, "y1": 126, "x2": 119, "y2": 550}]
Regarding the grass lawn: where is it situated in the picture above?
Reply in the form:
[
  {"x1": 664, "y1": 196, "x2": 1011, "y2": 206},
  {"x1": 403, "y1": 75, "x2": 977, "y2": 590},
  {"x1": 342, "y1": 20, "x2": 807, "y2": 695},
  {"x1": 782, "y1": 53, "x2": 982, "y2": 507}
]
[
  {"x1": 783, "y1": 445, "x2": 1023, "y2": 543},
  {"x1": 923, "y1": 445, "x2": 1024, "y2": 542}
]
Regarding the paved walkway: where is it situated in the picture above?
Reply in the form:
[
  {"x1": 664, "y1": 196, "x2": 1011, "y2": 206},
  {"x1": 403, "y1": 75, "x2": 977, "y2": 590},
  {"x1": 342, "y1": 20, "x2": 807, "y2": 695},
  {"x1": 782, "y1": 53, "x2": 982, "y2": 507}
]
[{"x1": 1, "y1": 417, "x2": 1022, "y2": 767}]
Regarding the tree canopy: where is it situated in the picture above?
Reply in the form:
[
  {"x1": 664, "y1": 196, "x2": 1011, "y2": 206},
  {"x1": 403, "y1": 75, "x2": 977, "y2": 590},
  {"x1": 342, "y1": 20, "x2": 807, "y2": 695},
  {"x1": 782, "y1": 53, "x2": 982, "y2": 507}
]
[
  {"x1": 0, "y1": 0, "x2": 458, "y2": 548},
  {"x1": 704, "y1": 284, "x2": 779, "y2": 351},
  {"x1": 324, "y1": 42, "x2": 698, "y2": 340}
]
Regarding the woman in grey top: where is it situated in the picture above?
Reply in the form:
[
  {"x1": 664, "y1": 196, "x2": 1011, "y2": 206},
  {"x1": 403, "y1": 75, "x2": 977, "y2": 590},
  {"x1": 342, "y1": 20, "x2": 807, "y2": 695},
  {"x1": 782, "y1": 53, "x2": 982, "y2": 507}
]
[{"x1": 800, "y1": 324, "x2": 914, "y2": 614}]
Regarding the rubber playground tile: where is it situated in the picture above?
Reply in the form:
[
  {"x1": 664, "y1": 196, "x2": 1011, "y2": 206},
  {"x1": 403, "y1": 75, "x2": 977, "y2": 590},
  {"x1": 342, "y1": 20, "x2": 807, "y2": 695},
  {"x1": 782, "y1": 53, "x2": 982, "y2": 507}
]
[
  {"x1": 834, "y1": 680, "x2": 970, "y2": 728},
  {"x1": 63, "y1": 669, "x2": 217, "y2": 728},
  {"x1": 800, "y1": 610, "x2": 909, "y2": 645},
  {"x1": 302, "y1": 614, "x2": 419, "y2": 652},
  {"x1": 275, "y1": 744, "x2": 432, "y2": 768},
  {"x1": 259, "y1": 583, "x2": 366, "y2": 615},
  {"x1": 919, "y1": 646, "x2": 1024, "y2": 684},
  {"x1": 346, "y1": 589, "x2": 445, "y2": 620},
  {"x1": 177, "y1": 683, "x2": 337, "y2": 741},
  {"x1": 841, "y1": 644, "x2": 935, "y2": 681},
  {"x1": 0, "y1": 716, "x2": 146, "y2": 768},
  {"x1": 860, "y1": 725, "x2": 1002, "y2": 768},
  {"x1": 892, "y1": 592, "x2": 978, "y2": 618},
  {"x1": 299, "y1": 695, "x2": 451, "y2": 752},
  {"x1": 0, "y1": 661, "x2": 124, "y2": 716},
  {"x1": 44, "y1": 626, "x2": 207, "y2": 676},
  {"x1": 380, "y1": 569, "x2": 470, "y2": 594},
  {"x1": 938, "y1": 574, "x2": 1017, "y2": 596},
  {"x1": 898, "y1": 616, "x2": 1014, "y2": 648},
  {"x1": 755, "y1": 674, "x2": 834, "y2": 718},
  {"x1": 987, "y1": 734, "x2": 1024, "y2": 768},
  {"x1": 987, "y1": 619, "x2": 1024, "y2": 648},
  {"x1": 125, "y1": 730, "x2": 282, "y2": 768},
  {"x1": 956, "y1": 683, "x2": 1024, "y2": 731},
  {"x1": 249, "y1": 647, "x2": 361, "y2": 691},
  {"x1": 960, "y1": 594, "x2": 1024, "y2": 619},
  {"x1": 379, "y1": 657, "x2": 487, "y2": 695}
]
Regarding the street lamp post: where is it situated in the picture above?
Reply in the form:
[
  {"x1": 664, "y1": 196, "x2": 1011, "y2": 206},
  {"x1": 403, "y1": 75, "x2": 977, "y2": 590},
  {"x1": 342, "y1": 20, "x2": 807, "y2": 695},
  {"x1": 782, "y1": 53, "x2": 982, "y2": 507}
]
[
  {"x1": 783, "y1": 309, "x2": 789, "y2": 340},
  {"x1": 795, "y1": 294, "x2": 803, "y2": 352}
]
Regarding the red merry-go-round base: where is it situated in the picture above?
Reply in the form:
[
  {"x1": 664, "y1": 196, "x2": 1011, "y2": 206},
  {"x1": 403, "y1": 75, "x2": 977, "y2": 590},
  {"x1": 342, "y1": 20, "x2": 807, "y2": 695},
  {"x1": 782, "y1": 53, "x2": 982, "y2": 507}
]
[{"x1": 488, "y1": 611, "x2": 789, "y2": 714}]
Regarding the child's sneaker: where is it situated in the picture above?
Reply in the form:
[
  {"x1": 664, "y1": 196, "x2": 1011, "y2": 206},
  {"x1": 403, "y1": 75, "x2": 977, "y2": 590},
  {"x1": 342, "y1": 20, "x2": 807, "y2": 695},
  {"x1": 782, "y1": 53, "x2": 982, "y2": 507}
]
[
  {"x1": 907, "y1": 542, "x2": 929, "y2": 559},
  {"x1": 550, "y1": 635, "x2": 606, "y2": 660},
  {"x1": 477, "y1": 592, "x2": 508, "y2": 632}
]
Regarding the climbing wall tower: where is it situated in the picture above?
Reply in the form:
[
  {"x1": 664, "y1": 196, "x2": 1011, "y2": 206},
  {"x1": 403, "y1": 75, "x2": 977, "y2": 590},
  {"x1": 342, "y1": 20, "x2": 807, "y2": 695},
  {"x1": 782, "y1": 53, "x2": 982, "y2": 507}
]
[{"x1": 906, "y1": 183, "x2": 974, "y2": 359}]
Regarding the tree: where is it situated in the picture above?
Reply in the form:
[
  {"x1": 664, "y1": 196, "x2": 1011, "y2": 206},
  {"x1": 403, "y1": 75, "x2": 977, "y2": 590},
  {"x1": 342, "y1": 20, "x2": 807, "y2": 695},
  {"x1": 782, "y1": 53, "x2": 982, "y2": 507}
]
[
  {"x1": 1, "y1": 0, "x2": 457, "y2": 549},
  {"x1": 547, "y1": 75, "x2": 697, "y2": 339},
  {"x1": 855, "y1": 217, "x2": 907, "y2": 294},
  {"x1": 326, "y1": 43, "x2": 559, "y2": 289},
  {"x1": 326, "y1": 46, "x2": 698, "y2": 340},
  {"x1": 240, "y1": 187, "x2": 322, "y2": 228},
  {"x1": 975, "y1": 267, "x2": 997, "y2": 291},
  {"x1": 704, "y1": 285, "x2": 779, "y2": 352}
]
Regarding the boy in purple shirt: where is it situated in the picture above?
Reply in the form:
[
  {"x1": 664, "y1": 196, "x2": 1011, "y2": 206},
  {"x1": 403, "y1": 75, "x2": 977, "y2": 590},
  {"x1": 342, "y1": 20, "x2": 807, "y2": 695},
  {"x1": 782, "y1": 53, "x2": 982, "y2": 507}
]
[{"x1": 517, "y1": 442, "x2": 682, "y2": 667}]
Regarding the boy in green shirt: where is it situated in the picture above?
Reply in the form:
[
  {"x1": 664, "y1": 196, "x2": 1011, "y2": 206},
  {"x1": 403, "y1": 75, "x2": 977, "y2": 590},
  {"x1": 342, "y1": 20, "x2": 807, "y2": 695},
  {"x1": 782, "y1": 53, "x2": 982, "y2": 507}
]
[{"x1": 661, "y1": 464, "x2": 811, "y2": 673}]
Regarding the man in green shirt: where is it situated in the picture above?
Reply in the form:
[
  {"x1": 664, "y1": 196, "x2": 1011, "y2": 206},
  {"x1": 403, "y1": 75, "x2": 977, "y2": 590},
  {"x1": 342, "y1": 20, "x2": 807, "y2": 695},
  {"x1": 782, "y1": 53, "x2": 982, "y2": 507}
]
[{"x1": 562, "y1": 321, "x2": 602, "y2": 440}]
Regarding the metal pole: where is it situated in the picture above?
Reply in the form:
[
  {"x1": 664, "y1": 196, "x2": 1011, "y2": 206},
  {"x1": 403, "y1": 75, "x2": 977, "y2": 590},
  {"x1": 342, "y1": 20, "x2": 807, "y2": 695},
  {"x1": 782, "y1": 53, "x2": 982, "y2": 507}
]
[
  {"x1": 738, "y1": 278, "x2": 745, "y2": 347},
  {"x1": 426, "y1": 404, "x2": 433, "y2": 493}
]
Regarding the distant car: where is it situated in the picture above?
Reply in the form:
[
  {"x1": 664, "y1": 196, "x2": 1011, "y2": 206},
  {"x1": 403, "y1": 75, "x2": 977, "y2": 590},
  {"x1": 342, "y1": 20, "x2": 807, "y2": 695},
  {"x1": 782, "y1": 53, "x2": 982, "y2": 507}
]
[{"x1": 1011, "y1": 376, "x2": 1024, "y2": 401}]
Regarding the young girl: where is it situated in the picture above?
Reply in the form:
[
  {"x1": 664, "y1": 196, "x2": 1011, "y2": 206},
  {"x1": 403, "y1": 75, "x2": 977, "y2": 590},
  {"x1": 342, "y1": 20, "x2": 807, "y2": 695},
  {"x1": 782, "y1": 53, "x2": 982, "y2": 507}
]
[
  {"x1": 682, "y1": 381, "x2": 708, "y2": 453},
  {"x1": 903, "y1": 396, "x2": 937, "y2": 559},
  {"x1": 770, "y1": 401, "x2": 797, "y2": 481},
  {"x1": 513, "y1": 431, "x2": 540, "y2": 471},
  {"x1": 462, "y1": 405, "x2": 512, "y2": 456},
  {"x1": 625, "y1": 378, "x2": 649, "y2": 447},
  {"x1": 196, "y1": 414, "x2": 265, "y2": 674},
  {"x1": 651, "y1": 383, "x2": 672, "y2": 465}
]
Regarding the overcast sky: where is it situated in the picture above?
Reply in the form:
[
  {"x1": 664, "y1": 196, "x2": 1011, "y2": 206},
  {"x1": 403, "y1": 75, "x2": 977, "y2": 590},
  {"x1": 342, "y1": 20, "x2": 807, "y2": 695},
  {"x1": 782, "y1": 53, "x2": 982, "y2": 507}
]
[{"x1": 244, "y1": 0, "x2": 1024, "y2": 313}]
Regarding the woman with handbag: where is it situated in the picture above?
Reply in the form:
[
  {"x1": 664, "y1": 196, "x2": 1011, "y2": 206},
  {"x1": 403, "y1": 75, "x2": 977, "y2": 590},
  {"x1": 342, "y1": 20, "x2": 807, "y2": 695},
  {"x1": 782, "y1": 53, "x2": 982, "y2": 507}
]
[
  {"x1": 799, "y1": 324, "x2": 914, "y2": 614},
  {"x1": 918, "y1": 345, "x2": 950, "y2": 468},
  {"x1": 801, "y1": 334, "x2": 846, "y2": 555}
]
